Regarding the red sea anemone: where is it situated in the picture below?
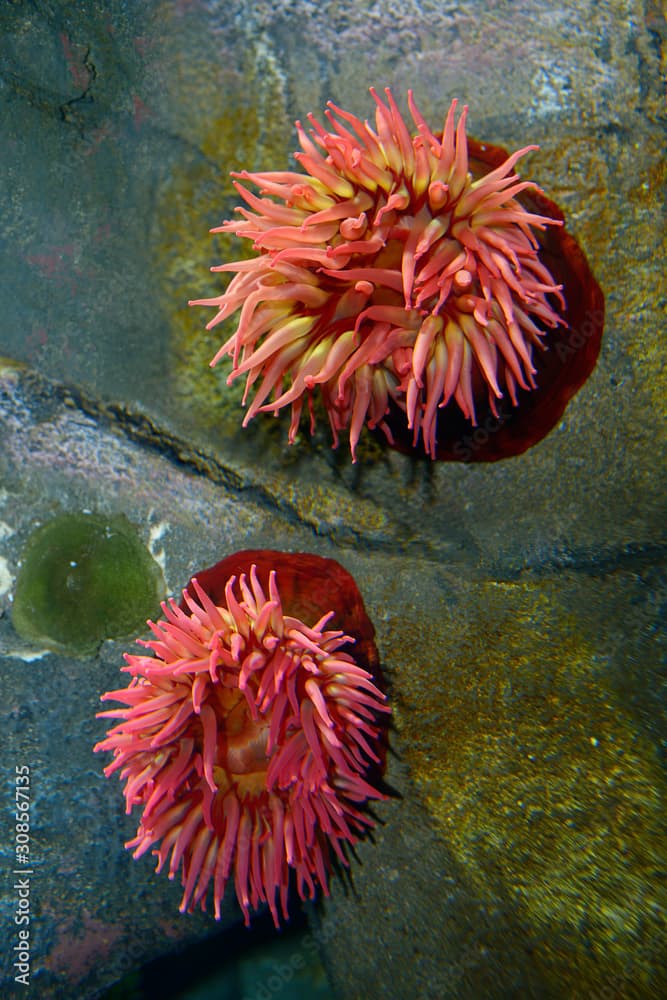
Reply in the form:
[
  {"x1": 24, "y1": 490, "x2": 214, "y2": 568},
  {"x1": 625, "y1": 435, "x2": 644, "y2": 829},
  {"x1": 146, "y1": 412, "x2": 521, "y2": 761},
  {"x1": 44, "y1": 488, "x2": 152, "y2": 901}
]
[
  {"x1": 94, "y1": 551, "x2": 388, "y2": 926},
  {"x1": 190, "y1": 88, "x2": 603, "y2": 462}
]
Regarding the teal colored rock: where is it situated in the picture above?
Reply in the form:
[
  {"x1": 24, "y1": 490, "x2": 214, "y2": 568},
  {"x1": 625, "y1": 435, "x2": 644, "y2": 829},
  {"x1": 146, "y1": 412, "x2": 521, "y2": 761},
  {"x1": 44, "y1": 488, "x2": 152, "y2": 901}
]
[{"x1": 12, "y1": 513, "x2": 164, "y2": 655}]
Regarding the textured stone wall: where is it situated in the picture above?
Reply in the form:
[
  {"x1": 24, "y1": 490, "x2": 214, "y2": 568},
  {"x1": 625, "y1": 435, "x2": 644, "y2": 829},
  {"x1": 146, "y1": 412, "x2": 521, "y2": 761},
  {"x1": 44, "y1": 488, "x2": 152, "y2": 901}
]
[{"x1": 1, "y1": 1, "x2": 664, "y2": 997}]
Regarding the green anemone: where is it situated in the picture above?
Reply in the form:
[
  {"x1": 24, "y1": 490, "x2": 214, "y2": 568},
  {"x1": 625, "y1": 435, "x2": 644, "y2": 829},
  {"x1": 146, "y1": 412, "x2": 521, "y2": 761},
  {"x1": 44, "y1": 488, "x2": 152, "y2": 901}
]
[{"x1": 12, "y1": 513, "x2": 164, "y2": 656}]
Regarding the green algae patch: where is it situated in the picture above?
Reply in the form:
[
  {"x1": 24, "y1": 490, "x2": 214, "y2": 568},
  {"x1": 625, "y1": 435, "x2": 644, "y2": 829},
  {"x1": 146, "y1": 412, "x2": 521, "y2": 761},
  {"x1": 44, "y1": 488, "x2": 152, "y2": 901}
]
[{"x1": 12, "y1": 513, "x2": 164, "y2": 656}]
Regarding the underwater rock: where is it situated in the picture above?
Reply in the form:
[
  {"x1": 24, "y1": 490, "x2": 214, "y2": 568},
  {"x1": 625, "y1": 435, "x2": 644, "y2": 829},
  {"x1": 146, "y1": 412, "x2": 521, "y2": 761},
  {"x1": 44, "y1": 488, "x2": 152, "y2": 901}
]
[{"x1": 0, "y1": 0, "x2": 664, "y2": 997}]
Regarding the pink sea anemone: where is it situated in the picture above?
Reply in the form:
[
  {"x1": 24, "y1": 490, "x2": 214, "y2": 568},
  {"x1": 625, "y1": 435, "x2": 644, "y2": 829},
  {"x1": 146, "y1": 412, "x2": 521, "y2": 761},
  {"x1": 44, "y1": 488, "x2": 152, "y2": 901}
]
[
  {"x1": 189, "y1": 88, "x2": 602, "y2": 461},
  {"x1": 94, "y1": 551, "x2": 388, "y2": 926}
]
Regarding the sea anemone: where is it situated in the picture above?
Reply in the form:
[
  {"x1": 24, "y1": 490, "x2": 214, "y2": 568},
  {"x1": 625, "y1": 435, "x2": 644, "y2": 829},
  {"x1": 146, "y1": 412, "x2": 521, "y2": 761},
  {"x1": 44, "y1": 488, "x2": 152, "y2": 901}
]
[
  {"x1": 94, "y1": 551, "x2": 388, "y2": 926},
  {"x1": 190, "y1": 87, "x2": 603, "y2": 461}
]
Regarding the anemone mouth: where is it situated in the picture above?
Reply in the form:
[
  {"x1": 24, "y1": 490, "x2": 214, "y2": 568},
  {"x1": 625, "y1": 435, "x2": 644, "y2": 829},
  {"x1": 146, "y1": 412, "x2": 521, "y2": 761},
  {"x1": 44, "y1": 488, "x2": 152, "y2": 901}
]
[
  {"x1": 213, "y1": 690, "x2": 270, "y2": 781},
  {"x1": 380, "y1": 139, "x2": 604, "y2": 461},
  {"x1": 183, "y1": 550, "x2": 388, "y2": 791}
]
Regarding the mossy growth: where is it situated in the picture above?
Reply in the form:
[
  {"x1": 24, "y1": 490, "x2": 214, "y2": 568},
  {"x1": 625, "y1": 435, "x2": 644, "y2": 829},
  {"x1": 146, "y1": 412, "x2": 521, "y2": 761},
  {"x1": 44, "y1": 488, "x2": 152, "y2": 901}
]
[{"x1": 12, "y1": 513, "x2": 164, "y2": 656}]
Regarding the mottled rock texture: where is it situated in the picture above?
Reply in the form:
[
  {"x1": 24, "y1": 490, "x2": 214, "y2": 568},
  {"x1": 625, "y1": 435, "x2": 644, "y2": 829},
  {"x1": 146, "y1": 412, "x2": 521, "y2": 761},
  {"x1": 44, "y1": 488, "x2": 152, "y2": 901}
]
[{"x1": 1, "y1": 0, "x2": 665, "y2": 997}]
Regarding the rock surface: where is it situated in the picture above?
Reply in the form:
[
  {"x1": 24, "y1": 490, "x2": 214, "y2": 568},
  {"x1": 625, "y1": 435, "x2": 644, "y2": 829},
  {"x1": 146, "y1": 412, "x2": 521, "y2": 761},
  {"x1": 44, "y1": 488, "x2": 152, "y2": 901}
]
[{"x1": 1, "y1": 1, "x2": 665, "y2": 998}]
